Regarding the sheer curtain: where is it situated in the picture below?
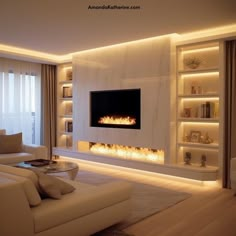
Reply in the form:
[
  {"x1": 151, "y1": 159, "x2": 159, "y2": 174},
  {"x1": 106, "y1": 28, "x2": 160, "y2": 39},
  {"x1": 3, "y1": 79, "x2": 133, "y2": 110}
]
[{"x1": 0, "y1": 58, "x2": 41, "y2": 144}]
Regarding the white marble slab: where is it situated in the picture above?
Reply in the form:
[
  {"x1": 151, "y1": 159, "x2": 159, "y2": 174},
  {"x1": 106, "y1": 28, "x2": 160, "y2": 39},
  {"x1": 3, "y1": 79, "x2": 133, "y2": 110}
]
[{"x1": 72, "y1": 36, "x2": 175, "y2": 161}]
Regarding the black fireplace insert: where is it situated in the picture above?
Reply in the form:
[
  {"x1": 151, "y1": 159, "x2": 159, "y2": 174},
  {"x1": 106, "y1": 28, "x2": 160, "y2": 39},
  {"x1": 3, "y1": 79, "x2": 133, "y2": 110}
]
[{"x1": 90, "y1": 88, "x2": 141, "y2": 129}]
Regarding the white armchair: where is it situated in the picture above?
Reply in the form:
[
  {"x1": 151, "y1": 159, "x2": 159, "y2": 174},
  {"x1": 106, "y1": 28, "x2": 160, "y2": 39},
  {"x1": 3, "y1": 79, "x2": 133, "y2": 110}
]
[
  {"x1": 230, "y1": 157, "x2": 236, "y2": 191},
  {"x1": 0, "y1": 129, "x2": 48, "y2": 165}
]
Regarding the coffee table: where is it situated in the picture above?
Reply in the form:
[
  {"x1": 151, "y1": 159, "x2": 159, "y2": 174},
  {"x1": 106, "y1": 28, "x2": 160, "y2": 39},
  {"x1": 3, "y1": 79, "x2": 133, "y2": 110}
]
[{"x1": 17, "y1": 160, "x2": 79, "y2": 180}]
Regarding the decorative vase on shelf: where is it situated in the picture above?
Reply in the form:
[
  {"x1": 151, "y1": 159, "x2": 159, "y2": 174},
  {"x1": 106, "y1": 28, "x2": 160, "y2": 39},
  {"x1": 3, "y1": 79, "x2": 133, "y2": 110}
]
[
  {"x1": 184, "y1": 152, "x2": 192, "y2": 165},
  {"x1": 200, "y1": 154, "x2": 207, "y2": 167},
  {"x1": 183, "y1": 56, "x2": 202, "y2": 70}
]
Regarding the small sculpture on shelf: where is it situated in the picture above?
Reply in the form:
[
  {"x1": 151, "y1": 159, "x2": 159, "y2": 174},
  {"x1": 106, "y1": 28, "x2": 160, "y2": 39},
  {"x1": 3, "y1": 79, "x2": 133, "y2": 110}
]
[
  {"x1": 183, "y1": 133, "x2": 191, "y2": 142},
  {"x1": 200, "y1": 154, "x2": 207, "y2": 167},
  {"x1": 183, "y1": 108, "x2": 192, "y2": 118},
  {"x1": 200, "y1": 132, "x2": 213, "y2": 144},
  {"x1": 183, "y1": 56, "x2": 202, "y2": 69},
  {"x1": 190, "y1": 81, "x2": 202, "y2": 95},
  {"x1": 184, "y1": 152, "x2": 192, "y2": 165}
]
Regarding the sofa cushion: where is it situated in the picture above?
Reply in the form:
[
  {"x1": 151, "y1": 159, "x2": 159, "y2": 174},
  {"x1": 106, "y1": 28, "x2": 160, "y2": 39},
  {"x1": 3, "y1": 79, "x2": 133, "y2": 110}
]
[
  {"x1": 32, "y1": 170, "x2": 75, "y2": 199},
  {"x1": 32, "y1": 181, "x2": 132, "y2": 232},
  {"x1": 0, "y1": 133, "x2": 23, "y2": 154},
  {"x1": 0, "y1": 172, "x2": 41, "y2": 206}
]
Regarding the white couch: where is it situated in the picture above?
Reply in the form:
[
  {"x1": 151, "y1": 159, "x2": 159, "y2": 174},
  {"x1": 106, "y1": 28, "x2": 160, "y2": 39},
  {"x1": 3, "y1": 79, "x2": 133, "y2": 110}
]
[
  {"x1": 0, "y1": 164, "x2": 132, "y2": 236},
  {"x1": 0, "y1": 129, "x2": 48, "y2": 164}
]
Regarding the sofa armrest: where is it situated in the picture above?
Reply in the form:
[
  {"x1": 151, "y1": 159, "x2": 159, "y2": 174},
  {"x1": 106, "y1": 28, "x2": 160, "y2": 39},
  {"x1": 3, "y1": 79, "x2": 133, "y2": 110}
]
[
  {"x1": 22, "y1": 144, "x2": 48, "y2": 160},
  {"x1": 0, "y1": 180, "x2": 34, "y2": 236}
]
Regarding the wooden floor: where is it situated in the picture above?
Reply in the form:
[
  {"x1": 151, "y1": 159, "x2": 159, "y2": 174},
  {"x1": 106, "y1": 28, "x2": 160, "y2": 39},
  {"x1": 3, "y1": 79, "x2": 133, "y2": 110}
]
[{"x1": 62, "y1": 157, "x2": 236, "y2": 236}]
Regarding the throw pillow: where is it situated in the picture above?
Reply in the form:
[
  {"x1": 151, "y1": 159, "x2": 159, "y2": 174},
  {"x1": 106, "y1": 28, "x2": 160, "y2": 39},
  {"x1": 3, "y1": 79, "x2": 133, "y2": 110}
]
[
  {"x1": 32, "y1": 169, "x2": 75, "y2": 200},
  {"x1": 0, "y1": 132, "x2": 23, "y2": 154}
]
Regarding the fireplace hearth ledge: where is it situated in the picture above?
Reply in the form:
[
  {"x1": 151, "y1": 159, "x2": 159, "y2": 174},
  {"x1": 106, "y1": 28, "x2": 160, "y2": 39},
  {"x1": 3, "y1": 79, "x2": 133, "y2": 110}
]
[{"x1": 53, "y1": 147, "x2": 218, "y2": 181}]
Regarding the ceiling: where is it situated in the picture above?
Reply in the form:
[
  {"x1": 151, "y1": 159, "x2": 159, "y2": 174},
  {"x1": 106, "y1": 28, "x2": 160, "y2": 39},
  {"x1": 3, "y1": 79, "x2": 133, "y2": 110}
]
[{"x1": 0, "y1": 0, "x2": 236, "y2": 56}]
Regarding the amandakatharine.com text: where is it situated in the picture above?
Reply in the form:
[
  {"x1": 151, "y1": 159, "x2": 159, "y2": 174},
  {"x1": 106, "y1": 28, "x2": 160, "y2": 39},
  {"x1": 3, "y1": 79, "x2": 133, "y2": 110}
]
[{"x1": 88, "y1": 5, "x2": 141, "y2": 10}]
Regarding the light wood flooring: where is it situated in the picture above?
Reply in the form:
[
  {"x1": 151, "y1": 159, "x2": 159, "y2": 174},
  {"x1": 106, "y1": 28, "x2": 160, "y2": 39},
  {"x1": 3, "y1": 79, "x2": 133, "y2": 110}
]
[{"x1": 62, "y1": 157, "x2": 236, "y2": 236}]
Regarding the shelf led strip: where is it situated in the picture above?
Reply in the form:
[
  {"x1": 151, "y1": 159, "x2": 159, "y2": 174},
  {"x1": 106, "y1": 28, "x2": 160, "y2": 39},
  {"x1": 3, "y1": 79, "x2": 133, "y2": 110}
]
[
  {"x1": 179, "y1": 146, "x2": 218, "y2": 152},
  {"x1": 181, "y1": 46, "x2": 219, "y2": 54},
  {"x1": 180, "y1": 97, "x2": 219, "y2": 102},
  {"x1": 180, "y1": 122, "x2": 219, "y2": 126},
  {"x1": 181, "y1": 71, "x2": 219, "y2": 78},
  {"x1": 63, "y1": 66, "x2": 72, "y2": 70},
  {"x1": 62, "y1": 101, "x2": 73, "y2": 105}
]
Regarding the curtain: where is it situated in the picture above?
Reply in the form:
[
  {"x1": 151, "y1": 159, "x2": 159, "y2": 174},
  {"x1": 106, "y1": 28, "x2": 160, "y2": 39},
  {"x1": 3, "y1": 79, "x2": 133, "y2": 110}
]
[
  {"x1": 41, "y1": 64, "x2": 57, "y2": 159},
  {"x1": 223, "y1": 40, "x2": 236, "y2": 188},
  {"x1": 0, "y1": 58, "x2": 41, "y2": 144}
]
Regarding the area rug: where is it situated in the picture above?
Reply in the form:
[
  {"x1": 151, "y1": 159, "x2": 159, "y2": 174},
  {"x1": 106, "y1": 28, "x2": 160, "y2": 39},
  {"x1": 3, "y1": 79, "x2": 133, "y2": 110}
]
[{"x1": 72, "y1": 170, "x2": 191, "y2": 235}]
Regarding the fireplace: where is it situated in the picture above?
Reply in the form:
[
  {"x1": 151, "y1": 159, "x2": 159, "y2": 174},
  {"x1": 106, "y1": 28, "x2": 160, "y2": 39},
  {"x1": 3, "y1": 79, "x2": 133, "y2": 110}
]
[
  {"x1": 90, "y1": 88, "x2": 141, "y2": 129},
  {"x1": 89, "y1": 142, "x2": 164, "y2": 164}
]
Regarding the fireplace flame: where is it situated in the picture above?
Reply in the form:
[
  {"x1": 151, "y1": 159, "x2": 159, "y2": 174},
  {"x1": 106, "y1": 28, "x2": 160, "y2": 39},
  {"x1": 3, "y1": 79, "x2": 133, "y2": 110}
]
[
  {"x1": 90, "y1": 143, "x2": 164, "y2": 164},
  {"x1": 98, "y1": 116, "x2": 136, "y2": 125}
]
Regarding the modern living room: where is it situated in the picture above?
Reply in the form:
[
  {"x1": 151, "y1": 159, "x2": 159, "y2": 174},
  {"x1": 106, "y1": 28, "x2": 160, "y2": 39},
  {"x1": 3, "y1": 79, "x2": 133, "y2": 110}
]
[{"x1": 0, "y1": 0, "x2": 236, "y2": 236}]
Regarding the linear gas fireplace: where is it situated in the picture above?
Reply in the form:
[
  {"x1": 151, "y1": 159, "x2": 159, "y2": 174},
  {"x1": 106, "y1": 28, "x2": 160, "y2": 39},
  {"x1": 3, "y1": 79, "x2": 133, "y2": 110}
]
[
  {"x1": 90, "y1": 88, "x2": 141, "y2": 129},
  {"x1": 89, "y1": 142, "x2": 164, "y2": 164}
]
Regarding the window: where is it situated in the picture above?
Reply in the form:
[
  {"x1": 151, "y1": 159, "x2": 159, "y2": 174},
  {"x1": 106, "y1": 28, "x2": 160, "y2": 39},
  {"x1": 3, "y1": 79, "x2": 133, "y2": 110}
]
[{"x1": 0, "y1": 58, "x2": 41, "y2": 144}]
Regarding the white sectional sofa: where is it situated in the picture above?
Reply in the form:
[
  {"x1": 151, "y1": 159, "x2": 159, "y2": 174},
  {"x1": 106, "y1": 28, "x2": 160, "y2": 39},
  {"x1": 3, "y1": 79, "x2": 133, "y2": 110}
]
[
  {"x1": 0, "y1": 164, "x2": 132, "y2": 236},
  {"x1": 0, "y1": 129, "x2": 48, "y2": 164}
]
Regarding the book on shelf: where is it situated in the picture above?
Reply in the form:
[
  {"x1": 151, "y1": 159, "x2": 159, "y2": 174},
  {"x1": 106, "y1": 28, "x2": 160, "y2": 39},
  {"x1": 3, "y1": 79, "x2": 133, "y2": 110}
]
[
  {"x1": 62, "y1": 86, "x2": 72, "y2": 98},
  {"x1": 199, "y1": 101, "x2": 219, "y2": 118},
  {"x1": 65, "y1": 120, "x2": 73, "y2": 132}
]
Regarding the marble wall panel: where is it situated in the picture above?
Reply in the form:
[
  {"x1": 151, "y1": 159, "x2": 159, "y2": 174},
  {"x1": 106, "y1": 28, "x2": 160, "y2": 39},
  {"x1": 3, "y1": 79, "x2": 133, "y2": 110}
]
[{"x1": 72, "y1": 36, "x2": 174, "y2": 156}]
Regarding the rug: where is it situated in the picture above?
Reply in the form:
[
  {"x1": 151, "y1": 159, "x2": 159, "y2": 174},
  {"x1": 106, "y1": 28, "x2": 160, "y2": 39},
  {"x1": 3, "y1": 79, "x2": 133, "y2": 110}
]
[{"x1": 73, "y1": 170, "x2": 191, "y2": 235}]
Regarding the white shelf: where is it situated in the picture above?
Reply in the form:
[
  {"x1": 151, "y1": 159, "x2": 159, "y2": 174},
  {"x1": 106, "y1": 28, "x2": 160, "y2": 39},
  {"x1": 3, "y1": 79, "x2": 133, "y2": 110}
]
[
  {"x1": 178, "y1": 142, "x2": 219, "y2": 149},
  {"x1": 178, "y1": 117, "x2": 219, "y2": 123},
  {"x1": 59, "y1": 80, "x2": 72, "y2": 84},
  {"x1": 178, "y1": 67, "x2": 219, "y2": 74},
  {"x1": 60, "y1": 97, "x2": 73, "y2": 101},
  {"x1": 59, "y1": 115, "x2": 73, "y2": 118},
  {"x1": 60, "y1": 131, "x2": 73, "y2": 136},
  {"x1": 178, "y1": 94, "x2": 219, "y2": 98},
  {"x1": 53, "y1": 147, "x2": 218, "y2": 181},
  {"x1": 177, "y1": 163, "x2": 218, "y2": 171}
]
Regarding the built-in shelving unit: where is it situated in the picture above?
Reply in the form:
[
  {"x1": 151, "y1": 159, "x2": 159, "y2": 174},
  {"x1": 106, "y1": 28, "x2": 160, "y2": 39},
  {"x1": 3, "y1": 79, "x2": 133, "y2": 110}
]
[
  {"x1": 57, "y1": 63, "x2": 73, "y2": 148},
  {"x1": 53, "y1": 39, "x2": 224, "y2": 182},
  {"x1": 176, "y1": 41, "x2": 222, "y2": 180}
]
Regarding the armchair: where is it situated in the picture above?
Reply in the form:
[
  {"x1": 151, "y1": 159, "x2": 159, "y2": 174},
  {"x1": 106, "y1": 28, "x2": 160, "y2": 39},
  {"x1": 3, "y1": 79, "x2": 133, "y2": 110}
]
[{"x1": 0, "y1": 129, "x2": 48, "y2": 165}]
